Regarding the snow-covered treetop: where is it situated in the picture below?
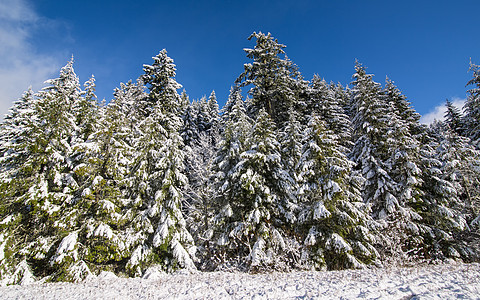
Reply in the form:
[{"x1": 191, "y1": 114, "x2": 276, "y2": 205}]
[{"x1": 142, "y1": 49, "x2": 183, "y2": 115}]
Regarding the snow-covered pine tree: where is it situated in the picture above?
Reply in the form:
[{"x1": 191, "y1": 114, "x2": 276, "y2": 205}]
[
  {"x1": 0, "y1": 58, "x2": 96, "y2": 283},
  {"x1": 124, "y1": 50, "x2": 195, "y2": 275},
  {"x1": 182, "y1": 91, "x2": 220, "y2": 235},
  {"x1": 235, "y1": 32, "x2": 303, "y2": 128},
  {"x1": 382, "y1": 82, "x2": 423, "y2": 219},
  {"x1": 384, "y1": 78, "x2": 425, "y2": 138},
  {"x1": 435, "y1": 123, "x2": 480, "y2": 227},
  {"x1": 350, "y1": 62, "x2": 427, "y2": 263},
  {"x1": 306, "y1": 75, "x2": 329, "y2": 117},
  {"x1": 211, "y1": 108, "x2": 297, "y2": 271},
  {"x1": 382, "y1": 77, "x2": 474, "y2": 262},
  {"x1": 207, "y1": 88, "x2": 252, "y2": 269},
  {"x1": 463, "y1": 61, "x2": 480, "y2": 148},
  {"x1": 279, "y1": 108, "x2": 304, "y2": 184},
  {"x1": 179, "y1": 90, "x2": 190, "y2": 116},
  {"x1": 350, "y1": 62, "x2": 402, "y2": 219},
  {"x1": 0, "y1": 88, "x2": 40, "y2": 285},
  {"x1": 69, "y1": 80, "x2": 148, "y2": 277},
  {"x1": 444, "y1": 99, "x2": 464, "y2": 136},
  {"x1": 296, "y1": 115, "x2": 378, "y2": 270},
  {"x1": 207, "y1": 90, "x2": 220, "y2": 131},
  {"x1": 0, "y1": 88, "x2": 36, "y2": 163},
  {"x1": 331, "y1": 82, "x2": 353, "y2": 120},
  {"x1": 74, "y1": 75, "x2": 99, "y2": 142},
  {"x1": 183, "y1": 91, "x2": 221, "y2": 235},
  {"x1": 183, "y1": 130, "x2": 218, "y2": 270},
  {"x1": 181, "y1": 99, "x2": 199, "y2": 147},
  {"x1": 195, "y1": 96, "x2": 210, "y2": 134},
  {"x1": 415, "y1": 122, "x2": 475, "y2": 260},
  {"x1": 308, "y1": 75, "x2": 353, "y2": 152}
]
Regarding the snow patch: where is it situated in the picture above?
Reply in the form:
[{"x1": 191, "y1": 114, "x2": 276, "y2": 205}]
[
  {"x1": 51, "y1": 232, "x2": 78, "y2": 264},
  {"x1": 313, "y1": 201, "x2": 331, "y2": 220},
  {"x1": 1, "y1": 263, "x2": 478, "y2": 298}
]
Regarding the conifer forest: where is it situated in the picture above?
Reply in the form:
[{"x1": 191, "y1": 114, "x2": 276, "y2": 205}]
[{"x1": 1, "y1": 32, "x2": 479, "y2": 284}]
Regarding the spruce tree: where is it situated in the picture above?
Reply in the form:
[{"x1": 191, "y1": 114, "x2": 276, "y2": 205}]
[
  {"x1": 464, "y1": 61, "x2": 480, "y2": 147},
  {"x1": 309, "y1": 75, "x2": 353, "y2": 152},
  {"x1": 235, "y1": 32, "x2": 303, "y2": 128},
  {"x1": 71, "y1": 80, "x2": 147, "y2": 277},
  {"x1": 0, "y1": 58, "x2": 97, "y2": 283},
  {"x1": 212, "y1": 108, "x2": 297, "y2": 270},
  {"x1": 181, "y1": 99, "x2": 199, "y2": 147},
  {"x1": 416, "y1": 123, "x2": 474, "y2": 260},
  {"x1": 207, "y1": 90, "x2": 220, "y2": 130},
  {"x1": 208, "y1": 89, "x2": 252, "y2": 268},
  {"x1": 444, "y1": 99, "x2": 463, "y2": 135},
  {"x1": 279, "y1": 108, "x2": 304, "y2": 183},
  {"x1": 296, "y1": 115, "x2": 378, "y2": 270},
  {"x1": 384, "y1": 78, "x2": 424, "y2": 138},
  {"x1": 350, "y1": 62, "x2": 426, "y2": 263},
  {"x1": 350, "y1": 62, "x2": 401, "y2": 219},
  {"x1": 124, "y1": 50, "x2": 195, "y2": 275}
]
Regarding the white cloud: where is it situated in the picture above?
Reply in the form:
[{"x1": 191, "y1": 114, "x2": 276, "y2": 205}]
[
  {"x1": 419, "y1": 97, "x2": 466, "y2": 125},
  {"x1": 0, "y1": 0, "x2": 61, "y2": 119}
]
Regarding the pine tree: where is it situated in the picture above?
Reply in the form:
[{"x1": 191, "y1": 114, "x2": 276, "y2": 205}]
[
  {"x1": 384, "y1": 78, "x2": 424, "y2": 138},
  {"x1": 464, "y1": 61, "x2": 480, "y2": 147},
  {"x1": 416, "y1": 122, "x2": 474, "y2": 260},
  {"x1": 74, "y1": 75, "x2": 99, "y2": 142},
  {"x1": 70, "y1": 80, "x2": 148, "y2": 277},
  {"x1": 350, "y1": 62, "x2": 428, "y2": 263},
  {"x1": 444, "y1": 99, "x2": 463, "y2": 135},
  {"x1": 350, "y1": 62, "x2": 401, "y2": 219},
  {"x1": 211, "y1": 108, "x2": 297, "y2": 270},
  {"x1": 207, "y1": 90, "x2": 220, "y2": 130},
  {"x1": 0, "y1": 88, "x2": 40, "y2": 284},
  {"x1": 183, "y1": 130, "x2": 219, "y2": 270},
  {"x1": 308, "y1": 75, "x2": 353, "y2": 152},
  {"x1": 0, "y1": 58, "x2": 99, "y2": 283},
  {"x1": 124, "y1": 50, "x2": 195, "y2": 275},
  {"x1": 296, "y1": 115, "x2": 378, "y2": 270},
  {"x1": 208, "y1": 89, "x2": 252, "y2": 269},
  {"x1": 279, "y1": 108, "x2": 304, "y2": 183},
  {"x1": 235, "y1": 32, "x2": 303, "y2": 128},
  {"x1": 181, "y1": 99, "x2": 199, "y2": 147},
  {"x1": 0, "y1": 88, "x2": 36, "y2": 162},
  {"x1": 331, "y1": 82, "x2": 353, "y2": 120}
]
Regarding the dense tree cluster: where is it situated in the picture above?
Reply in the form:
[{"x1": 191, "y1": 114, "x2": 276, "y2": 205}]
[{"x1": 1, "y1": 32, "x2": 479, "y2": 284}]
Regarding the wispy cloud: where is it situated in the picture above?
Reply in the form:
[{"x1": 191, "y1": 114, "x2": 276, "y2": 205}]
[
  {"x1": 0, "y1": 0, "x2": 62, "y2": 119},
  {"x1": 419, "y1": 97, "x2": 466, "y2": 125}
]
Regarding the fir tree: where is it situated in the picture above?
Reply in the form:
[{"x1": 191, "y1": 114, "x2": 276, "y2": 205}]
[
  {"x1": 416, "y1": 123, "x2": 473, "y2": 260},
  {"x1": 0, "y1": 58, "x2": 97, "y2": 283},
  {"x1": 212, "y1": 109, "x2": 297, "y2": 270},
  {"x1": 444, "y1": 99, "x2": 463, "y2": 135},
  {"x1": 279, "y1": 108, "x2": 304, "y2": 183},
  {"x1": 309, "y1": 75, "x2": 353, "y2": 152},
  {"x1": 70, "y1": 80, "x2": 147, "y2": 277},
  {"x1": 384, "y1": 78, "x2": 424, "y2": 138},
  {"x1": 350, "y1": 62, "x2": 401, "y2": 219},
  {"x1": 464, "y1": 61, "x2": 480, "y2": 147},
  {"x1": 124, "y1": 50, "x2": 195, "y2": 275},
  {"x1": 208, "y1": 89, "x2": 252, "y2": 268},
  {"x1": 296, "y1": 116, "x2": 378, "y2": 270},
  {"x1": 181, "y1": 100, "x2": 199, "y2": 147},
  {"x1": 207, "y1": 90, "x2": 220, "y2": 130},
  {"x1": 350, "y1": 62, "x2": 427, "y2": 263},
  {"x1": 235, "y1": 32, "x2": 303, "y2": 128}
]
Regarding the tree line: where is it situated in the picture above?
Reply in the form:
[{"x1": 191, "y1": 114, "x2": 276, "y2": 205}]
[{"x1": 0, "y1": 32, "x2": 479, "y2": 284}]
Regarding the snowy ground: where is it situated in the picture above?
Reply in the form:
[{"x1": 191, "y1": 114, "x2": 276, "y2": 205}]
[{"x1": 1, "y1": 262, "x2": 479, "y2": 299}]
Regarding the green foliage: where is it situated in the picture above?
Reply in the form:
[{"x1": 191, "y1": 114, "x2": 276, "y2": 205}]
[{"x1": 1, "y1": 33, "x2": 479, "y2": 285}]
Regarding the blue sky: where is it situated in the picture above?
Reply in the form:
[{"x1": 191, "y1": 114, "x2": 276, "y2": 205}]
[{"x1": 1, "y1": 0, "x2": 479, "y2": 123}]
